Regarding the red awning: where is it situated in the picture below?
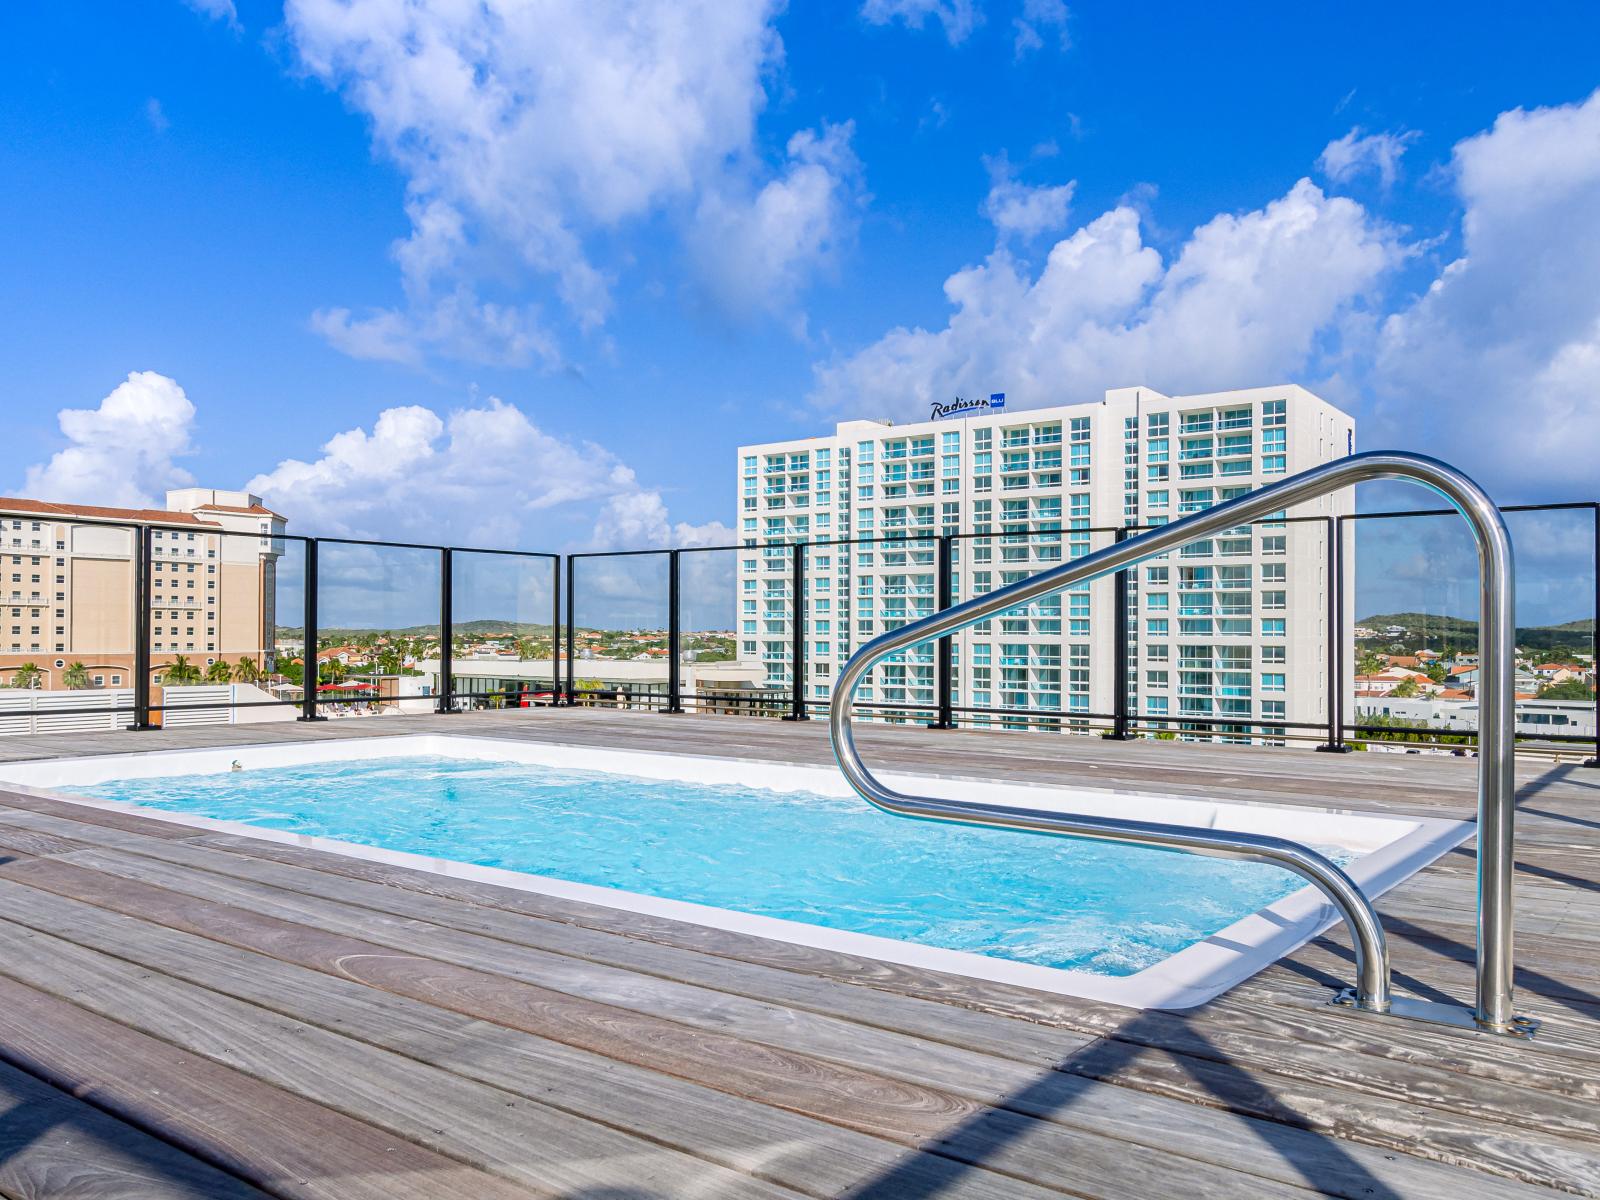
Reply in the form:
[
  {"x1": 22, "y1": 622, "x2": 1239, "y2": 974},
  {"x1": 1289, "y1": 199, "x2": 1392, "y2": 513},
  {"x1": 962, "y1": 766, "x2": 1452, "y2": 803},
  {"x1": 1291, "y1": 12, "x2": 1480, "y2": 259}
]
[{"x1": 318, "y1": 681, "x2": 374, "y2": 692}]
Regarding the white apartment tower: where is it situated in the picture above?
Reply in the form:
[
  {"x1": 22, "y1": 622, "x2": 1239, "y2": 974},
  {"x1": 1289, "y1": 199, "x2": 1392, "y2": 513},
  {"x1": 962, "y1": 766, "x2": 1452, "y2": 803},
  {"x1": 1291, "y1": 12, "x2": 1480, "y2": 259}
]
[{"x1": 735, "y1": 385, "x2": 1355, "y2": 740}]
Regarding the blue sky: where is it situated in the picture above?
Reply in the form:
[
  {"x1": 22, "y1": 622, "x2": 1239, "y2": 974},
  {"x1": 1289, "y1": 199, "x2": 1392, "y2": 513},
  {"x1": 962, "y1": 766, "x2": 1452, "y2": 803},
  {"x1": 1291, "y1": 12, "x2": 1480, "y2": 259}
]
[{"x1": 3, "y1": 1, "x2": 1599, "y2": 624}]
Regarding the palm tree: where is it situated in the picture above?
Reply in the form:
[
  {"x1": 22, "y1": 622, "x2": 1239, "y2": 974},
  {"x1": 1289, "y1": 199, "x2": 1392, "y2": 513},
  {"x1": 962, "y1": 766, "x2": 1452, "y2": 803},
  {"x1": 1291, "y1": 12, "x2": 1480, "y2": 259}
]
[
  {"x1": 234, "y1": 656, "x2": 262, "y2": 685},
  {"x1": 62, "y1": 661, "x2": 90, "y2": 690},
  {"x1": 205, "y1": 659, "x2": 234, "y2": 684},
  {"x1": 8, "y1": 662, "x2": 43, "y2": 690},
  {"x1": 164, "y1": 655, "x2": 202, "y2": 686}
]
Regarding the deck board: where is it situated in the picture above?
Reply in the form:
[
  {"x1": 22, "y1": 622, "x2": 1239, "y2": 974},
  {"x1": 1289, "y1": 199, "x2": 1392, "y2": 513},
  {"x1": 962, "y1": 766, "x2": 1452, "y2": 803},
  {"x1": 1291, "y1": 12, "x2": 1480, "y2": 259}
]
[{"x1": 0, "y1": 707, "x2": 1594, "y2": 1197}]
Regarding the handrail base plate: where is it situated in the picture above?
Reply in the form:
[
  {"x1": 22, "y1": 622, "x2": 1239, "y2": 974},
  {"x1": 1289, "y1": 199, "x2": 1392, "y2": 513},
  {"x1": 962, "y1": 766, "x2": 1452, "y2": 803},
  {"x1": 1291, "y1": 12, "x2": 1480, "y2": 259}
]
[{"x1": 1333, "y1": 988, "x2": 1539, "y2": 1039}]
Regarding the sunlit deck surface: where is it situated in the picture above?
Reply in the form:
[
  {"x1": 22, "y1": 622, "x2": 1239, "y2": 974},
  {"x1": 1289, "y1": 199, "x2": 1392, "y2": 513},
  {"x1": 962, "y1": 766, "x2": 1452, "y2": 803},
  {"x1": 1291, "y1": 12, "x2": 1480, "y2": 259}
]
[{"x1": 0, "y1": 709, "x2": 1595, "y2": 1198}]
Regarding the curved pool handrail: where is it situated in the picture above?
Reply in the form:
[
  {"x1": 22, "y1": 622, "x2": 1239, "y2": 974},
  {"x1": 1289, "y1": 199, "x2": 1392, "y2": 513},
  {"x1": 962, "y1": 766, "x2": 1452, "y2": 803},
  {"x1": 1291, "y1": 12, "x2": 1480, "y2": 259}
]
[{"x1": 829, "y1": 450, "x2": 1517, "y2": 1030}]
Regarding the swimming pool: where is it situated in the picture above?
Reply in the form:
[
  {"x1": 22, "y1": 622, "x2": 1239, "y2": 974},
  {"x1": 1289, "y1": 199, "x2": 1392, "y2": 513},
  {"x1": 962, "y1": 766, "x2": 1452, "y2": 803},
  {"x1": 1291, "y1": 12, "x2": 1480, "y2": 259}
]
[{"x1": 0, "y1": 734, "x2": 1471, "y2": 1008}]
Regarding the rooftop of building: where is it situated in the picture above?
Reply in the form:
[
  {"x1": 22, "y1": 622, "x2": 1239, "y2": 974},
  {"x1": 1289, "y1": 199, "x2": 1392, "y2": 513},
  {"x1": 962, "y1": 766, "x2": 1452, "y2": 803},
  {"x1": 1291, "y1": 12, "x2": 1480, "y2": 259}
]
[
  {"x1": 739, "y1": 382, "x2": 1353, "y2": 452},
  {"x1": 0, "y1": 487, "x2": 285, "y2": 527},
  {"x1": 0, "y1": 496, "x2": 222, "y2": 527}
]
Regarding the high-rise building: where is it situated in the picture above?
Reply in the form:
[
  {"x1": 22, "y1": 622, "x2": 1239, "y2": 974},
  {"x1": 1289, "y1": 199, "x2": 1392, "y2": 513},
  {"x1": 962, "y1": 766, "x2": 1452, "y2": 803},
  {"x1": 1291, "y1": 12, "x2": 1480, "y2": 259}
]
[
  {"x1": 735, "y1": 385, "x2": 1354, "y2": 740},
  {"x1": 0, "y1": 488, "x2": 287, "y2": 690}
]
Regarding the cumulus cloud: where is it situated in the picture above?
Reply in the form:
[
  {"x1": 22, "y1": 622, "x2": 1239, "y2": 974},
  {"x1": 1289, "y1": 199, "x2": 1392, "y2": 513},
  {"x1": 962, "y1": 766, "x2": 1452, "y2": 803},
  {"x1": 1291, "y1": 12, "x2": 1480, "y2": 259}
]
[
  {"x1": 814, "y1": 177, "x2": 1403, "y2": 418},
  {"x1": 1318, "y1": 127, "x2": 1420, "y2": 189},
  {"x1": 981, "y1": 154, "x2": 1074, "y2": 240},
  {"x1": 284, "y1": 0, "x2": 843, "y2": 364},
  {"x1": 861, "y1": 0, "x2": 982, "y2": 43},
  {"x1": 1371, "y1": 89, "x2": 1600, "y2": 497},
  {"x1": 246, "y1": 395, "x2": 725, "y2": 552},
  {"x1": 691, "y1": 122, "x2": 865, "y2": 325},
  {"x1": 20, "y1": 371, "x2": 196, "y2": 508},
  {"x1": 17, "y1": 373, "x2": 722, "y2": 562}
]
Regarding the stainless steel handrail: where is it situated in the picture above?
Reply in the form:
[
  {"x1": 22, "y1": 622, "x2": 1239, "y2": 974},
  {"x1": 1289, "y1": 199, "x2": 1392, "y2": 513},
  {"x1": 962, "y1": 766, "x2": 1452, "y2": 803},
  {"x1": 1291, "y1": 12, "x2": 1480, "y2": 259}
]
[{"x1": 829, "y1": 450, "x2": 1518, "y2": 1031}]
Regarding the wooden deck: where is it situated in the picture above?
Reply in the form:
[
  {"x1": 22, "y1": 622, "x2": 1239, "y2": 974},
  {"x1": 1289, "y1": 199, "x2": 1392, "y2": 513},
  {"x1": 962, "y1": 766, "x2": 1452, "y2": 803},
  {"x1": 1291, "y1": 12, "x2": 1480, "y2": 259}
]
[{"x1": 0, "y1": 708, "x2": 1595, "y2": 1198}]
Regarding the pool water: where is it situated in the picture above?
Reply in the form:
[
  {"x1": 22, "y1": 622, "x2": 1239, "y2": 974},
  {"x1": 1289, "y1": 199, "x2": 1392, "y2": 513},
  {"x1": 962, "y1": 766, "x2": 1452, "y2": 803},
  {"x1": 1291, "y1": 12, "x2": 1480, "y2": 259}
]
[{"x1": 82, "y1": 755, "x2": 1343, "y2": 976}]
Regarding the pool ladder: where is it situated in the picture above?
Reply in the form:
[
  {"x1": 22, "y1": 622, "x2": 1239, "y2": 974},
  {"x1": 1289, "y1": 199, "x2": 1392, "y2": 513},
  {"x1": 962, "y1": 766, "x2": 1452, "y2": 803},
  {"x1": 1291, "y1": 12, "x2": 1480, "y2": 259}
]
[{"x1": 828, "y1": 451, "x2": 1534, "y2": 1038}]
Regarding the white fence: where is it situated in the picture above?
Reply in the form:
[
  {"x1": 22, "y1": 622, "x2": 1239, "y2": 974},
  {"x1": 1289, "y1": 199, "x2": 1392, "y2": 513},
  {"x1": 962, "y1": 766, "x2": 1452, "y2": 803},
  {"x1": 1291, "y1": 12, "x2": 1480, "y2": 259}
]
[
  {"x1": 0, "y1": 688, "x2": 135, "y2": 735},
  {"x1": 161, "y1": 683, "x2": 296, "y2": 727}
]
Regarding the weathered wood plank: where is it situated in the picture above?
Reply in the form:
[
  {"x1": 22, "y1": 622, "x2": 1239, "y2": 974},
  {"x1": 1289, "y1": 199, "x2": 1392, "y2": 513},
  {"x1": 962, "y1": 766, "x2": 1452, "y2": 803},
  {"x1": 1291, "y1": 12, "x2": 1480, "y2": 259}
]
[
  {"x1": 4, "y1": 850, "x2": 1597, "y2": 1195},
  {"x1": 0, "y1": 805, "x2": 1091, "y2": 1066},
  {"x1": 0, "y1": 891, "x2": 1071, "y2": 1200},
  {"x1": 0, "y1": 877, "x2": 1540, "y2": 1200},
  {"x1": 41, "y1": 837, "x2": 1600, "y2": 1152},
  {"x1": 0, "y1": 1055, "x2": 271, "y2": 1200},
  {"x1": 0, "y1": 973, "x2": 542, "y2": 1200},
  {"x1": 6, "y1": 804, "x2": 1597, "y2": 1133}
]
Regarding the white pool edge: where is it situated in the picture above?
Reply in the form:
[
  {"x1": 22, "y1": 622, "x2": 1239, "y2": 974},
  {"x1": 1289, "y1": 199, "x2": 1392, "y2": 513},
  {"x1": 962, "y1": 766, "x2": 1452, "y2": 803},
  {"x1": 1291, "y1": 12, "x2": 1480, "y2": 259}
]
[{"x1": 0, "y1": 733, "x2": 1473, "y2": 1010}]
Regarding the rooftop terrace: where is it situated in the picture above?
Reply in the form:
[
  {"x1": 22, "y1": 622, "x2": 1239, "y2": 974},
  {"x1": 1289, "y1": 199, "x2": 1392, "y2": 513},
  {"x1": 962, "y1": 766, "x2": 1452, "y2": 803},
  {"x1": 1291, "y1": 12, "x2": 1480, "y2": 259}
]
[{"x1": 0, "y1": 708, "x2": 1594, "y2": 1198}]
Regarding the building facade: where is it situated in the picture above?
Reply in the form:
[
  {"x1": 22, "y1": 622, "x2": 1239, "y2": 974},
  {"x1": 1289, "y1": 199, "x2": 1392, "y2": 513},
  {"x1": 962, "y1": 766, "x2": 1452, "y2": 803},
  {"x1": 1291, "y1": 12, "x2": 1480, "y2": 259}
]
[
  {"x1": 0, "y1": 488, "x2": 287, "y2": 690},
  {"x1": 736, "y1": 385, "x2": 1355, "y2": 740}
]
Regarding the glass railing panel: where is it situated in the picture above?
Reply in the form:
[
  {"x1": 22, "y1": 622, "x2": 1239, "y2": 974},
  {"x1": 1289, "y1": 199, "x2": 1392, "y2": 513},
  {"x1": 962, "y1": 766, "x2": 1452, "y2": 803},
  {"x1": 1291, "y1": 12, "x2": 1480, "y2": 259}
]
[
  {"x1": 568, "y1": 552, "x2": 670, "y2": 711},
  {"x1": 0, "y1": 521, "x2": 140, "y2": 735},
  {"x1": 309, "y1": 540, "x2": 442, "y2": 719},
  {"x1": 684, "y1": 544, "x2": 787, "y2": 717},
  {"x1": 150, "y1": 527, "x2": 303, "y2": 726},
  {"x1": 447, "y1": 550, "x2": 558, "y2": 711},
  {"x1": 1346, "y1": 505, "x2": 1596, "y2": 756}
]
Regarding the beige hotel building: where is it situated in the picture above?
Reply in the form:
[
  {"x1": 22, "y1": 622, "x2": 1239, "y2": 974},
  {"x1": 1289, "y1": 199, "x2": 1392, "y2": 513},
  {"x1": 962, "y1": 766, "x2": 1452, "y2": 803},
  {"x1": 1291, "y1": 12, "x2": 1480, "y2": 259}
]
[{"x1": 0, "y1": 488, "x2": 287, "y2": 691}]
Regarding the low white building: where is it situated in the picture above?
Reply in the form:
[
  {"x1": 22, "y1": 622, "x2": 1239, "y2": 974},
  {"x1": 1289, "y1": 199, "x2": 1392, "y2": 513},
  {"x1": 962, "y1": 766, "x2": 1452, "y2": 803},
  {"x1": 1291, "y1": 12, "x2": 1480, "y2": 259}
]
[
  {"x1": 1355, "y1": 694, "x2": 1595, "y2": 742},
  {"x1": 416, "y1": 658, "x2": 773, "y2": 713}
]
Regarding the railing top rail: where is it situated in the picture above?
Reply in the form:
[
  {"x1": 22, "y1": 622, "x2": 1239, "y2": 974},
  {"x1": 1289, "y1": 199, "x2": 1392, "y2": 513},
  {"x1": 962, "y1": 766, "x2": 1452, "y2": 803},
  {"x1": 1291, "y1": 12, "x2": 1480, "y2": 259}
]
[
  {"x1": 1345, "y1": 500, "x2": 1599, "y2": 521},
  {"x1": 315, "y1": 536, "x2": 557, "y2": 559},
  {"x1": 828, "y1": 450, "x2": 1522, "y2": 1034}
]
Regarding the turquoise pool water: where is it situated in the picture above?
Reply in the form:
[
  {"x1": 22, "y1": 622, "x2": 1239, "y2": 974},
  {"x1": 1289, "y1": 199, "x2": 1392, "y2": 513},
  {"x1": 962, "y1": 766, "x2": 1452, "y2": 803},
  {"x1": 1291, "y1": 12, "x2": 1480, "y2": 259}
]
[{"x1": 82, "y1": 755, "x2": 1335, "y2": 976}]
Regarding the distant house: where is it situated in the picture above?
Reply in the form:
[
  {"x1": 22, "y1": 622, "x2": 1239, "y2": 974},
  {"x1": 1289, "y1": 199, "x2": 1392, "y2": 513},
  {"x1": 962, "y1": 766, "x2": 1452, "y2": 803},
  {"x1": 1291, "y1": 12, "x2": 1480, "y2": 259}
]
[{"x1": 1533, "y1": 663, "x2": 1590, "y2": 685}]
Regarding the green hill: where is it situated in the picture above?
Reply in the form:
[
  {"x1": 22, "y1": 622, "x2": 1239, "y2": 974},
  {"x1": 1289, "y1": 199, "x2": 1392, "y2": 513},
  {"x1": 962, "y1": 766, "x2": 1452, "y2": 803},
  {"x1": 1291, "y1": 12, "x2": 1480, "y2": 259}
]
[{"x1": 1357, "y1": 612, "x2": 1593, "y2": 653}]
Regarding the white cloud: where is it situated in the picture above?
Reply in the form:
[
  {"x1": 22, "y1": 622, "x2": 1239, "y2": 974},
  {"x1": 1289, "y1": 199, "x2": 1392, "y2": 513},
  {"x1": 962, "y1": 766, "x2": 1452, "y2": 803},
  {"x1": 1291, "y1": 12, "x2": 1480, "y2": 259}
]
[
  {"x1": 310, "y1": 288, "x2": 556, "y2": 369},
  {"x1": 1013, "y1": 0, "x2": 1069, "y2": 57},
  {"x1": 981, "y1": 154, "x2": 1074, "y2": 239},
  {"x1": 20, "y1": 371, "x2": 196, "y2": 508},
  {"x1": 145, "y1": 98, "x2": 170, "y2": 133},
  {"x1": 284, "y1": 0, "x2": 843, "y2": 364},
  {"x1": 246, "y1": 395, "x2": 724, "y2": 552},
  {"x1": 182, "y1": 0, "x2": 238, "y2": 27},
  {"x1": 691, "y1": 122, "x2": 865, "y2": 325},
  {"x1": 814, "y1": 178, "x2": 1403, "y2": 418},
  {"x1": 1371, "y1": 89, "x2": 1600, "y2": 496},
  {"x1": 1318, "y1": 127, "x2": 1419, "y2": 189},
  {"x1": 861, "y1": 0, "x2": 981, "y2": 43}
]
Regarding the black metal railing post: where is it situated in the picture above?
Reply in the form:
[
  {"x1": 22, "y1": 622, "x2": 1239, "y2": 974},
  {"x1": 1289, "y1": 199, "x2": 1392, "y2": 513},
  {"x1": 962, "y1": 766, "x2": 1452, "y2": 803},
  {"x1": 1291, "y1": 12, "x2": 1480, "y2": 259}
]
[
  {"x1": 1318, "y1": 515, "x2": 1354, "y2": 753},
  {"x1": 1588, "y1": 506, "x2": 1600, "y2": 768},
  {"x1": 927, "y1": 534, "x2": 956, "y2": 729},
  {"x1": 132, "y1": 524, "x2": 153, "y2": 730},
  {"x1": 782, "y1": 541, "x2": 809, "y2": 721},
  {"x1": 437, "y1": 547, "x2": 455, "y2": 714},
  {"x1": 298, "y1": 538, "x2": 323, "y2": 721},
  {"x1": 564, "y1": 555, "x2": 577, "y2": 705},
  {"x1": 551, "y1": 555, "x2": 563, "y2": 707},
  {"x1": 665, "y1": 550, "x2": 684, "y2": 713},
  {"x1": 1103, "y1": 528, "x2": 1133, "y2": 740}
]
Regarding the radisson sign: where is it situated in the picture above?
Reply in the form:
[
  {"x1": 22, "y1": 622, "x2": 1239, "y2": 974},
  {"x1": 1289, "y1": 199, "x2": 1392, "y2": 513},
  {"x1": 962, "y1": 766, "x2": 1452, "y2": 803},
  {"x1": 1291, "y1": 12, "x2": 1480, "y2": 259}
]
[{"x1": 930, "y1": 392, "x2": 1006, "y2": 422}]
